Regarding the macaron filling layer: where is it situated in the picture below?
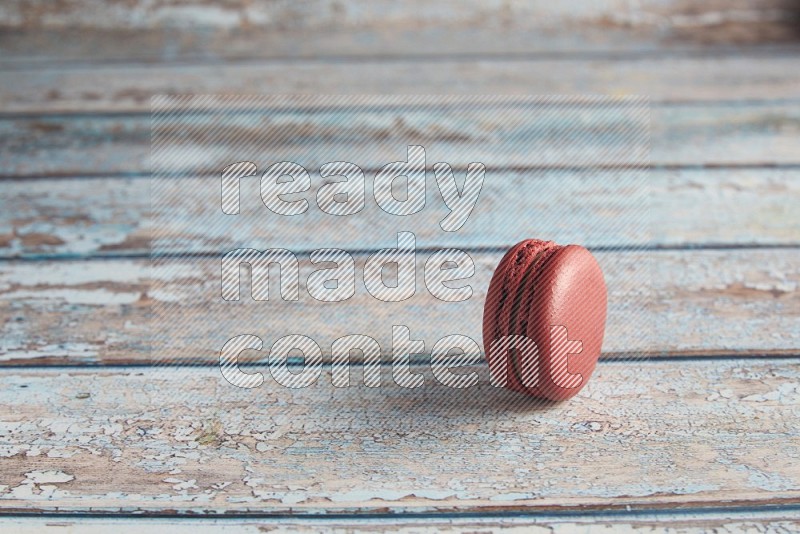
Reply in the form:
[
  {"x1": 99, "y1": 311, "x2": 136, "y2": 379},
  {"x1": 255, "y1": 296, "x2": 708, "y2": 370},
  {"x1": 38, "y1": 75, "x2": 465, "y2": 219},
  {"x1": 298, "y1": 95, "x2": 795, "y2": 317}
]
[
  {"x1": 506, "y1": 243, "x2": 562, "y2": 394},
  {"x1": 484, "y1": 239, "x2": 560, "y2": 394}
]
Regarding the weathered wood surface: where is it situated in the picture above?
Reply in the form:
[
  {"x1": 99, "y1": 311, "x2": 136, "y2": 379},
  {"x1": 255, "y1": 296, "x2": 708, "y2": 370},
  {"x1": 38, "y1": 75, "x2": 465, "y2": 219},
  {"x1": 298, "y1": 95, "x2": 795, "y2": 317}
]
[
  {"x1": 5, "y1": 0, "x2": 798, "y2": 35},
  {"x1": 3, "y1": 102, "x2": 800, "y2": 178},
  {"x1": 2, "y1": 512, "x2": 800, "y2": 533},
  {"x1": 2, "y1": 55, "x2": 800, "y2": 114},
  {"x1": 1, "y1": 249, "x2": 797, "y2": 366},
  {"x1": 1, "y1": 0, "x2": 798, "y2": 524},
  {"x1": 2, "y1": 0, "x2": 799, "y2": 67},
  {"x1": 4, "y1": 30, "x2": 800, "y2": 70},
  {"x1": 0, "y1": 359, "x2": 798, "y2": 514},
  {"x1": 1, "y1": 168, "x2": 798, "y2": 259}
]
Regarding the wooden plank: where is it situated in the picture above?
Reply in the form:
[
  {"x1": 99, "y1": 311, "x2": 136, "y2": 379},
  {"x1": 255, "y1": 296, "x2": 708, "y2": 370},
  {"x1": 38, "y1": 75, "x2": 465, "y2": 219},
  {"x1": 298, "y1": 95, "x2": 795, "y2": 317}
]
[
  {"x1": 3, "y1": 0, "x2": 795, "y2": 32},
  {"x1": 2, "y1": 0, "x2": 799, "y2": 65},
  {"x1": 2, "y1": 55, "x2": 800, "y2": 114},
  {"x1": 2, "y1": 102, "x2": 800, "y2": 178},
  {"x1": 2, "y1": 512, "x2": 799, "y2": 533},
  {"x1": 1, "y1": 249, "x2": 797, "y2": 366},
  {"x1": 0, "y1": 358, "x2": 798, "y2": 514},
  {"x1": 1, "y1": 168, "x2": 798, "y2": 259},
  {"x1": 2, "y1": 0, "x2": 794, "y2": 36},
  {"x1": 5, "y1": 30, "x2": 800, "y2": 69}
]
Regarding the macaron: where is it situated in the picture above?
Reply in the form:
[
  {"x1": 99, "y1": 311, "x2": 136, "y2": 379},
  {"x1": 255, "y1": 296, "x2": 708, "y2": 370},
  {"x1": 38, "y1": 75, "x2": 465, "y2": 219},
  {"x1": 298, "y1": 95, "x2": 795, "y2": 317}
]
[{"x1": 482, "y1": 239, "x2": 607, "y2": 401}]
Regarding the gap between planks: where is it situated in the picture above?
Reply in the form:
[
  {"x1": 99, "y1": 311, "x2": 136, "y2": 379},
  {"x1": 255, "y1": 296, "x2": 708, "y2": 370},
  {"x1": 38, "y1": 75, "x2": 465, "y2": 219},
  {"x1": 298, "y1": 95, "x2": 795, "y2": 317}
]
[{"x1": 1, "y1": 505, "x2": 800, "y2": 532}]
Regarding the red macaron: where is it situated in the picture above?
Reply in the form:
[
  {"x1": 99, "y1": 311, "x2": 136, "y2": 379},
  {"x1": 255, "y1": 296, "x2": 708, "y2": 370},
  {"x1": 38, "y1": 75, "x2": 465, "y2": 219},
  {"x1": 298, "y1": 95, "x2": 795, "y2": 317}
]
[{"x1": 482, "y1": 239, "x2": 608, "y2": 401}]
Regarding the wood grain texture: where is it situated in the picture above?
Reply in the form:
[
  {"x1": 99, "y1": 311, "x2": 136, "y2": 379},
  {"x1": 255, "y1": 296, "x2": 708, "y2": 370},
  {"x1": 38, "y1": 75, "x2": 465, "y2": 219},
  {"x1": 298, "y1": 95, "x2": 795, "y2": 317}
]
[
  {"x1": 1, "y1": 0, "x2": 798, "y2": 525},
  {"x1": 5, "y1": 30, "x2": 800, "y2": 70},
  {"x1": 1, "y1": 249, "x2": 797, "y2": 366},
  {"x1": 3, "y1": 0, "x2": 796, "y2": 33},
  {"x1": 3, "y1": 102, "x2": 800, "y2": 178},
  {"x1": 1, "y1": 168, "x2": 798, "y2": 259},
  {"x1": 2, "y1": 513, "x2": 800, "y2": 533},
  {"x1": 0, "y1": 358, "x2": 798, "y2": 514},
  {"x1": 2, "y1": 0, "x2": 799, "y2": 66},
  {"x1": 2, "y1": 55, "x2": 800, "y2": 114}
]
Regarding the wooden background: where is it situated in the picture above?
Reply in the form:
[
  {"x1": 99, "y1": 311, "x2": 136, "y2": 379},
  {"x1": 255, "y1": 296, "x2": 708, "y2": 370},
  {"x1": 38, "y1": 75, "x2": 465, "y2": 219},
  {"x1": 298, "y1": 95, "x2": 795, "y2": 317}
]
[{"x1": 1, "y1": 1, "x2": 799, "y2": 532}]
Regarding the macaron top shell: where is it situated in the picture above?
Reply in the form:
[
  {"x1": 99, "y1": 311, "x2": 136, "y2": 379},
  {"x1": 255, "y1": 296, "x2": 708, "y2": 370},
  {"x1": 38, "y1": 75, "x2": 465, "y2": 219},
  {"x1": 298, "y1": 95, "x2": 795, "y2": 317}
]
[
  {"x1": 483, "y1": 240, "x2": 607, "y2": 401},
  {"x1": 525, "y1": 245, "x2": 607, "y2": 401}
]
